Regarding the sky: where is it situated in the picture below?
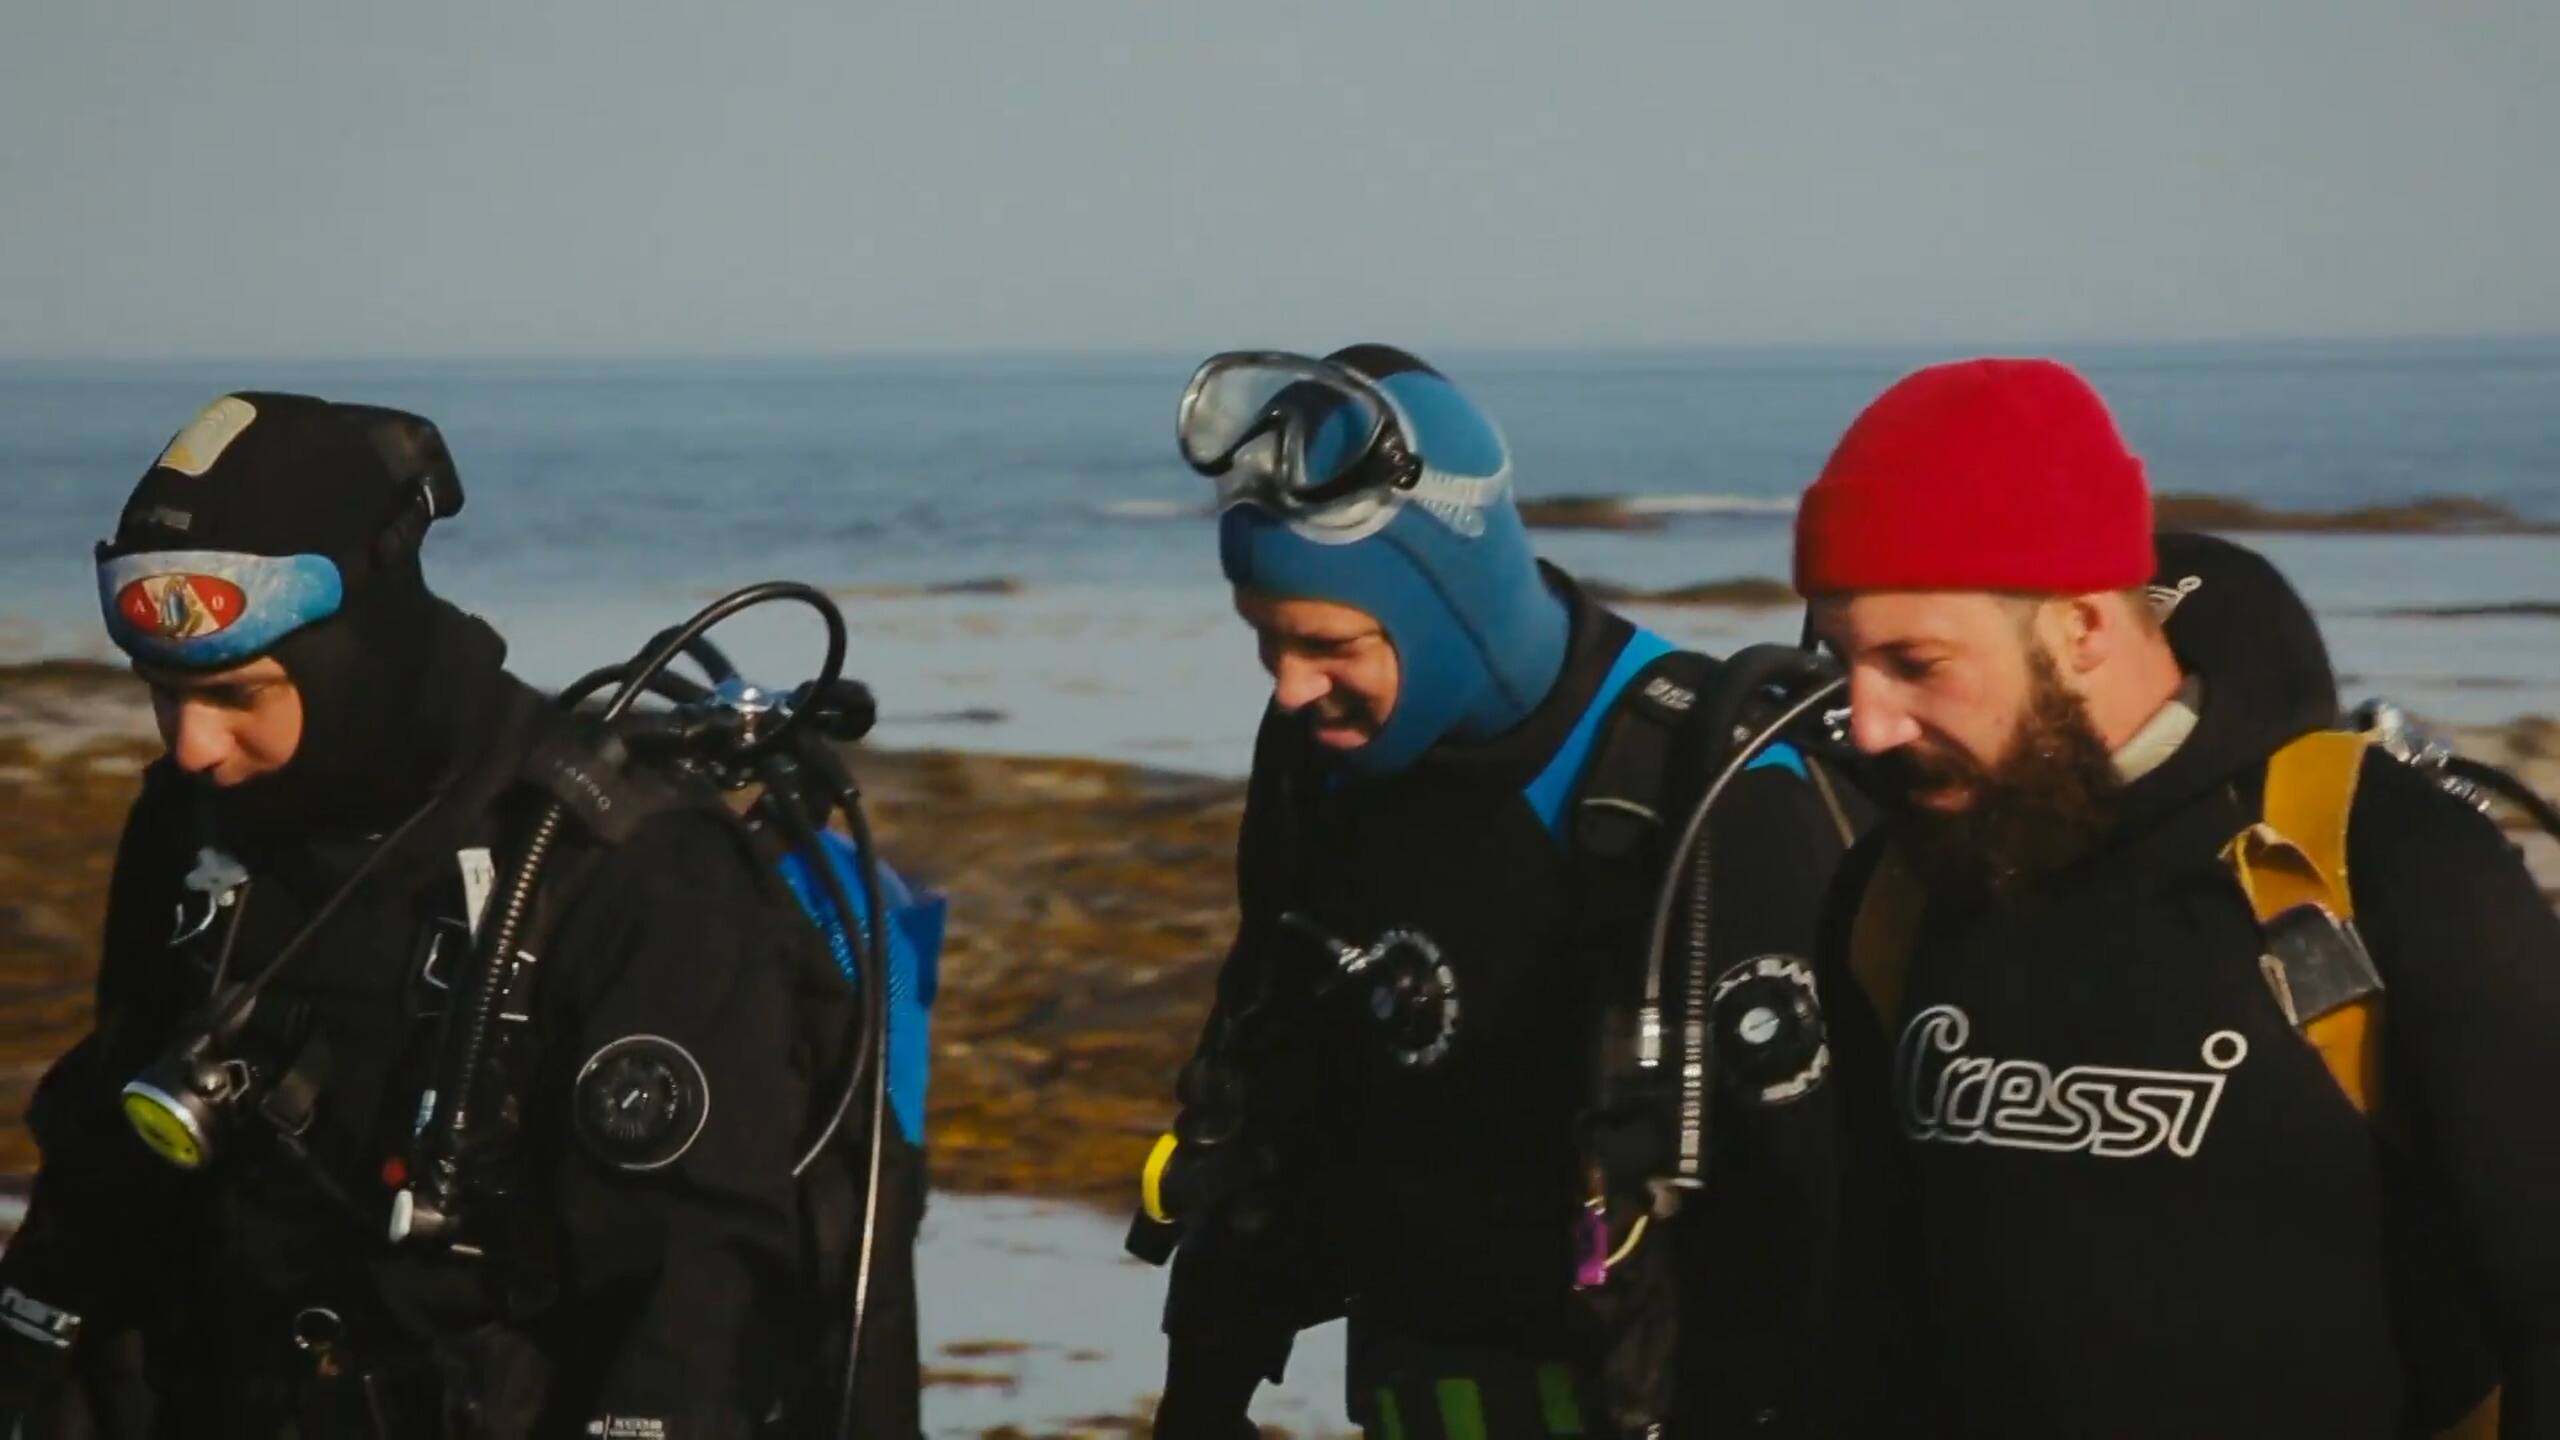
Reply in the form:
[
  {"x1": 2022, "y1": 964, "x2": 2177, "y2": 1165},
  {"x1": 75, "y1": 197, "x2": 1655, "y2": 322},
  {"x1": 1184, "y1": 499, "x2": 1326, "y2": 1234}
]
[{"x1": 3, "y1": 0, "x2": 2554, "y2": 358}]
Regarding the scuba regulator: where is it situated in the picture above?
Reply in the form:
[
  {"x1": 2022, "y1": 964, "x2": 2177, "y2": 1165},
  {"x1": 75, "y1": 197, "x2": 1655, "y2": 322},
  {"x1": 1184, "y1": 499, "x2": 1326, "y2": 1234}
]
[
  {"x1": 119, "y1": 795, "x2": 444, "y2": 1171},
  {"x1": 2356, "y1": 699, "x2": 2560, "y2": 847},
  {"x1": 1130, "y1": 911, "x2": 1464, "y2": 1259},
  {"x1": 1278, "y1": 913, "x2": 1462, "y2": 1070}
]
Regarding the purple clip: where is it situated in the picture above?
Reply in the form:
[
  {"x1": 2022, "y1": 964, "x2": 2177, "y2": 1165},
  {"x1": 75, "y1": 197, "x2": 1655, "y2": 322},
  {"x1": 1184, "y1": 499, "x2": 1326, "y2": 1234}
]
[{"x1": 1574, "y1": 1203, "x2": 1611, "y2": 1290}]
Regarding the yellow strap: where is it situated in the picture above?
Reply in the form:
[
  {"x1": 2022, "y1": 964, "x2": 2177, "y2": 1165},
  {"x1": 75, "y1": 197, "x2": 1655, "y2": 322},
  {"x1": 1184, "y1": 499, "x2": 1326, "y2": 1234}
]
[
  {"x1": 1605, "y1": 1212, "x2": 1651, "y2": 1270},
  {"x1": 2230, "y1": 733, "x2": 2508, "y2": 1436},
  {"x1": 2256, "y1": 729, "x2": 2369, "y2": 917},
  {"x1": 1848, "y1": 849, "x2": 1925, "y2": 1037},
  {"x1": 2219, "y1": 730, "x2": 2381, "y2": 1115},
  {"x1": 1140, "y1": 1131, "x2": 1181, "y2": 1224},
  {"x1": 2443, "y1": 1388, "x2": 2499, "y2": 1440}
]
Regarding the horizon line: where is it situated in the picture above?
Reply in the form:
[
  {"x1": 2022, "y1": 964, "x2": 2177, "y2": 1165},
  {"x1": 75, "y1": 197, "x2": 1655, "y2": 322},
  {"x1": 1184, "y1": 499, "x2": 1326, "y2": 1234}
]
[{"x1": 4, "y1": 331, "x2": 2559, "y2": 370}]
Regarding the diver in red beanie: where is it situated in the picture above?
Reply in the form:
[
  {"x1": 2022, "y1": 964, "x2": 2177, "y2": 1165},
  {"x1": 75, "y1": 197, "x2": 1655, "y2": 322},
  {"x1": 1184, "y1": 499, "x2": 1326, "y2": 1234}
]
[{"x1": 1799, "y1": 358, "x2": 2560, "y2": 1439}]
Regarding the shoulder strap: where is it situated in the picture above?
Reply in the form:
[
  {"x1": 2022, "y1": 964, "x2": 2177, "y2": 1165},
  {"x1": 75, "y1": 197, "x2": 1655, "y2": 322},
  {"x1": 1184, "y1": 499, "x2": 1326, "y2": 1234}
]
[
  {"x1": 1847, "y1": 849, "x2": 1924, "y2": 1037},
  {"x1": 1531, "y1": 628, "x2": 1683, "y2": 840},
  {"x1": 2227, "y1": 730, "x2": 2367, "y2": 922},
  {"x1": 2228, "y1": 734, "x2": 2503, "y2": 1438},
  {"x1": 518, "y1": 727, "x2": 690, "y2": 845},
  {"x1": 1562, "y1": 644, "x2": 1715, "y2": 1037},
  {"x1": 2220, "y1": 730, "x2": 2384, "y2": 1115}
]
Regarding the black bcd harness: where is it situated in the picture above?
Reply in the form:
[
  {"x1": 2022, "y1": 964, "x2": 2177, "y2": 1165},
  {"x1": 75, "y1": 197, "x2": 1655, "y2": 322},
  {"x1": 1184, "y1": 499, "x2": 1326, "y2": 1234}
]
[{"x1": 1562, "y1": 646, "x2": 1864, "y2": 1440}]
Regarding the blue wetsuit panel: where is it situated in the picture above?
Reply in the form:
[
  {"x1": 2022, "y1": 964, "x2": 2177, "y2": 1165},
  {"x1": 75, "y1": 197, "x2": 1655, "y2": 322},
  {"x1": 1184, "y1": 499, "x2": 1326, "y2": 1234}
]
[{"x1": 1523, "y1": 627, "x2": 1680, "y2": 837}]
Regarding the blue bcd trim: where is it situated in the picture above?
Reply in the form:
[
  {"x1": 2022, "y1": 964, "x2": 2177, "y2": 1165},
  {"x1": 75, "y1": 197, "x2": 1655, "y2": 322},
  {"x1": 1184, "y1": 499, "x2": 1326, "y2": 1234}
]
[
  {"x1": 1523, "y1": 627, "x2": 1680, "y2": 835},
  {"x1": 775, "y1": 833, "x2": 944, "y2": 1147}
]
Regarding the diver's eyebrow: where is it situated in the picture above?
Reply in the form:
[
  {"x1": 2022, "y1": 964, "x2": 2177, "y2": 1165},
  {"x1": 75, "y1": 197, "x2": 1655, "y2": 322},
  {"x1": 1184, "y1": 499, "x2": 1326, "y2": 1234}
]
[
  {"x1": 133, "y1": 666, "x2": 273, "y2": 696},
  {"x1": 1278, "y1": 623, "x2": 1381, "y2": 645},
  {"x1": 1866, "y1": 636, "x2": 1953, "y2": 659}
]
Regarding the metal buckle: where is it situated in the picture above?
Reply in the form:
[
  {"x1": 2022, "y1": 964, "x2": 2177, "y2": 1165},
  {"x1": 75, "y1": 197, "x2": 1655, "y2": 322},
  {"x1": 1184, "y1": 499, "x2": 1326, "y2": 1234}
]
[
  {"x1": 415, "y1": 921, "x2": 463, "y2": 991},
  {"x1": 2259, "y1": 903, "x2": 2383, "y2": 1026}
]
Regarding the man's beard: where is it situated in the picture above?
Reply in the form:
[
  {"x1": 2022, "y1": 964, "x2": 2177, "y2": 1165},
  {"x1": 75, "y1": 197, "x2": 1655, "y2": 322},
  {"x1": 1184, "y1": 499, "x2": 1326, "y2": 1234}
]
[{"x1": 1879, "y1": 648, "x2": 2125, "y2": 903}]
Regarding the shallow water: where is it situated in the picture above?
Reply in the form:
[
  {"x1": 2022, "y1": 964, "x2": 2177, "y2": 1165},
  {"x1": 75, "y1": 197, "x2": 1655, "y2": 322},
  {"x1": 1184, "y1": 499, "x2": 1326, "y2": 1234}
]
[
  {"x1": 918, "y1": 1193, "x2": 1349, "y2": 1438},
  {"x1": 456, "y1": 549, "x2": 2551, "y2": 780},
  {"x1": 5, "y1": 345, "x2": 2556, "y2": 762}
]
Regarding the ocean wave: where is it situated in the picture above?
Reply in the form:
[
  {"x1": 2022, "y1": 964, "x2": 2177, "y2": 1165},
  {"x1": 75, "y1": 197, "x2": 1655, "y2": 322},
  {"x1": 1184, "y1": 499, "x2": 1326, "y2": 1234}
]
[
  {"x1": 1088, "y1": 492, "x2": 1797, "y2": 527},
  {"x1": 827, "y1": 577, "x2": 1026, "y2": 599},
  {"x1": 1609, "y1": 493, "x2": 1799, "y2": 516},
  {"x1": 1090, "y1": 498, "x2": 1203, "y2": 520},
  {"x1": 2371, "y1": 601, "x2": 2560, "y2": 620}
]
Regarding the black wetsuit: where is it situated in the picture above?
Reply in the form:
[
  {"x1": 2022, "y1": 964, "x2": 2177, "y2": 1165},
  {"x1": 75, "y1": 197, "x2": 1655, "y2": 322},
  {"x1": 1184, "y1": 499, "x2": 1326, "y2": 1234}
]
[
  {"x1": 1160, "y1": 571, "x2": 1860, "y2": 1438},
  {"x1": 0, "y1": 612, "x2": 911, "y2": 1439},
  {"x1": 1817, "y1": 586, "x2": 2560, "y2": 1437}
]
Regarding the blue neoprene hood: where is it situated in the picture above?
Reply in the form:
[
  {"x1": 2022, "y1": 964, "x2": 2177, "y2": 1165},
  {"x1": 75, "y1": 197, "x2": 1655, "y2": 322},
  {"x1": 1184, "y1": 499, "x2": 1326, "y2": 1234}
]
[{"x1": 1219, "y1": 355, "x2": 1569, "y2": 776}]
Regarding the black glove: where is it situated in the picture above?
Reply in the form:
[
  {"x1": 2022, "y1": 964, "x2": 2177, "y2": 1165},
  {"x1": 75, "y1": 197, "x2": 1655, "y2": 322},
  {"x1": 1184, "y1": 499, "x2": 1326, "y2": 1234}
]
[{"x1": 1153, "y1": 1333, "x2": 1272, "y2": 1440}]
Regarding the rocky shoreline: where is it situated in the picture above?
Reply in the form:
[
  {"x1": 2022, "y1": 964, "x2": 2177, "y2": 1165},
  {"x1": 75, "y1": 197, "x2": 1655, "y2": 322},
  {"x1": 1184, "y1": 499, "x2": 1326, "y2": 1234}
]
[
  {"x1": 0, "y1": 661, "x2": 1240, "y2": 1200},
  {"x1": 1099, "y1": 490, "x2": 2557, "y2": 538},
  {"x1": 1510, "y1": 490, "x2": 2558, "y2": 535},
  {"x1": 0, "y1": 661, "x2": 2552, "y2": 1201}
]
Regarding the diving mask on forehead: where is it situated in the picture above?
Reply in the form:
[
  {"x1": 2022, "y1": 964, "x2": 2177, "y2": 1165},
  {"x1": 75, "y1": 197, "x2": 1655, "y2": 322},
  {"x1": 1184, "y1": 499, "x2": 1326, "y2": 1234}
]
[{"x1": 1182, "y1": 350, "x2": 1500, "y2": 539}]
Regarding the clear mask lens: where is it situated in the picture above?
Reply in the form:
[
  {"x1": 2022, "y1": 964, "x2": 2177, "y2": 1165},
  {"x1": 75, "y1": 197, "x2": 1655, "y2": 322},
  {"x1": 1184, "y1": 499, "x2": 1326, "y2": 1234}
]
[{"x1": 1177, "y1": 354, "x2": 1390, "y2": 506}]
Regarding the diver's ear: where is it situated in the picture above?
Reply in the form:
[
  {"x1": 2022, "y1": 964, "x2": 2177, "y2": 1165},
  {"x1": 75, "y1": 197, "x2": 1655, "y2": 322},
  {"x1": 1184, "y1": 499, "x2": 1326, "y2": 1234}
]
[{"x1": 2048, "y1": 592, "x2": 2126, "y2": 676}]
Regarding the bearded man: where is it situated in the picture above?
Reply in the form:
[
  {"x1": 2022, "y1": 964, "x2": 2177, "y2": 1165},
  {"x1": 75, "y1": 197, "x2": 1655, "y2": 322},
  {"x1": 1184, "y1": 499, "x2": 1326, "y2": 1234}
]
[{"x1": 1796, "y1": 358, "x2": 2560, "y2": 1439}]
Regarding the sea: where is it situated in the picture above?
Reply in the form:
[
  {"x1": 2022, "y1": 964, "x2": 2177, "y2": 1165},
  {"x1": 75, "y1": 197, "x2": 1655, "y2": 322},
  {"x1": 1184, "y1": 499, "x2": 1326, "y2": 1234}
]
[
  {"x1": 1, "y1": 343, "x2": 2555, "y2": 1433},
  {"x1": 3, "y1": 342, "x2": 2556, "y2": 777}
]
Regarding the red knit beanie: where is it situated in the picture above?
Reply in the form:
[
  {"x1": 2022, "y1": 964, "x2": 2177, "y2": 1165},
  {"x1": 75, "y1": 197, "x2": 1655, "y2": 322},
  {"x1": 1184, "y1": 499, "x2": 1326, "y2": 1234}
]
[{"x1": 1793, "y1": 358, "x2": 2155, "y2": 596}]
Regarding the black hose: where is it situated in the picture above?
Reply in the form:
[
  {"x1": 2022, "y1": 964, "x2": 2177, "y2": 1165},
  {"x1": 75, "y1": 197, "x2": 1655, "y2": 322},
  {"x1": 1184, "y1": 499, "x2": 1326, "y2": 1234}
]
[
  {"x1": 204, "y1": 881, "x2": 253, "y2": 994},
  {"x1": 838, "y1": 805, "x2": 892, "y2": 1440},
  {"x1": 599, "y1": 582, "x2": 846, "y2": 744},
  {"x1": 804, "y1": 753, "x2": 894, "y2": 1440},
  {"x1": 559, "y1": 662, "x2": 714, "y2": 714},
  {"x1": 422, "y1": 800, "x2": 567, "y2": 1206},
  {"x1": 1665, "y1": 646, "x2": 1842, "y2": 1180},
  {"x1": 1638, "y1": 668, "x2": 1848, "y2": 1187},
  {"x1": 637, "y1": 626, "x2": 744, "y2": 687},
  {"x1": 1675, "y1": 768, "x2": 1715, "y2": 1182},
  {"x1": 205, "y1": 791, "x2": 445, "y2": 1034},
  {"x1": 2446, "y1": 756, "x2": 2560, "y2": 845},
  {"x1": 561, "y1": 633, "x2": 740, "y2": 709},
  {"x1": 753, "y1": 743, "x2": 892, "y2": 1440},
  {"x1": 1640, "y1": 657, "x2": 1846, "y2": 1014},
  {"x1": 770, "y1": 753, "x2": 888, "y2": 1178}
]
